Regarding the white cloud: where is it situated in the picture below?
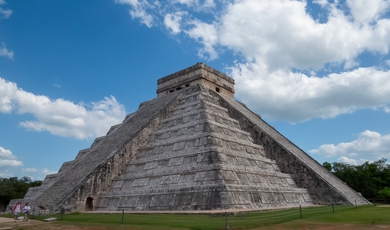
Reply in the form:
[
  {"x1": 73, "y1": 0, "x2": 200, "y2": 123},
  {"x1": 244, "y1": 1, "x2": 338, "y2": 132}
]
[
  {"x1": 116, "y1": 0, "x2": 216, "y2": 28},
  {"x1": 115, "y1": 0, "x2": 139, "y2": 4},
  {"x1": 164, "y1": 12, "x2": 186, "y2": 34},
  {"x1": 0, "y1": 146, "x2": 23, "y2": 167},
  {"x1": 185, "y1": 19, "x2": 218, "y2": 60},
  {"x1": 42, "y1": 168, "x2": 57, "y2": 175},
  {"x1": 0, "y1": 77, "x2": 126, "y2": 139},
  {"x1": 173, "y1": 0, "x2": 197, "y2": 7},
  {"x1": 199, "y1": 0, "x2": 390, "y2": 121},
  {"x1": 22, "y1": 168, "x2": 37, "y2": 173},
  {"x1": 115, "y1": 0, "x2": 390, "y2": 70},
  {"x1": 129, "y1": 8, "x2": 154, "y2": 27},
  {"x1": 0, "y1": 43, "x2": 13, "y2": 59},
  {"x1": 0, "y1": 0, "x2": 12, "y2": 19},
  {"x1": 217, "y1": 0, "x2": 381, "y2": 71},
  {"x1": 117, "y1": 0, "x2": 390, "y2": 122},
  {"x1": 313, "y1": 0, "x2": 329, "y2": 7},
  {"x1": 203, "y1": 0, "x2": 215, "y2": 8},
  {"x1": 115, "y1": 0, "x2": 154, "y2": 27},
  {"x1": 0, "y1": 146, "x2": 14, "y2": 159},
  {"x1": 346, "y1": 0, "x2": 390, "y2": 24},
  {"x1": 310, "y1": 130, "x2": 390, "y2": 164},
  {"x1": 0, "y1": 7, "x2": 11, "y2": 19},
  {"x1": 0, "y1": 170, "x2": 12, "y2": 178},
  {"x1": 231, "y1": 65, "x2": 390, "y2": 122},
  {"x1": 172, "y1": 0, "x2": 215, "y2": 9},
  {"x1": 337, "y1": 156, "x2": 367, "y2": 165},
  {"x1": 19, "y1": 168, "x2": 57, "y2": 180},
  {"x1": 0, "y1": 160, "x2": 20, "y2": 168}
]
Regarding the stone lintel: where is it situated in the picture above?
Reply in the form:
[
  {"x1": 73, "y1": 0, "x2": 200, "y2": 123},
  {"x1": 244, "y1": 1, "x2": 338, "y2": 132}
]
[{"x1": 157, "y1": 62, "x2": 235, "y2": 98}]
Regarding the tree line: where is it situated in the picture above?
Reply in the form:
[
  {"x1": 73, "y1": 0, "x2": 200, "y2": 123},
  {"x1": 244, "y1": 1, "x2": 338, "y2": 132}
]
[
  {"x1": 0, "y1": 176, "x2": 41, "y2": 211},
  {"x1": 323, "y1": 158, "x2": 390, "y2": 202}
]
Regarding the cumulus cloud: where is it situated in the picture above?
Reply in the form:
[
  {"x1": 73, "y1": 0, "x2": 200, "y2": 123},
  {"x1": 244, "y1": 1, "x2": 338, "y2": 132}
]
[
  {"x1": 42, "y1": 168, "x2": 57, "y2": 175},
  {"x1": 115, "y1": 0, "x2": 155, "y2": 27},
  {"x1": 337, "y1": 156, "x2": 368, "y2": 165},
  {"x1": 19, "y1": 168, "x2": 57, "y2": 180},
  {"x1": 116, "y1": 0, "x2": 216, "y2": 28},
  {"x1": 172, "y1": 0, "x2": 215, "y2": 9},
  {"x1": 0, "y1": 77, "x2": 126, "y2": 139},
  {"x1": 22, "y1": 168, "x2": 37, "y2": 173},
  {"x1": 231, "y1": 65, "x2": 390, "y2": 122},
  {"x1": 164, "y1": 12, "x2": 186, "y2": 34},
  {"x1": 0, "y1": 145, "x2": 24, "y2": 178},
  {"x1": 207, "y1": 0, "x2": 390, "y2": 122},
  {"x1": 346, "y1": 0, "x2": 390, "y2": 24},
  {"x1": 117, "y1": 0, "x2": 390, "y2": 122},
  {"x1": 216, "y1": 0, "x2": 390, "y2": 71},
  {"x1": 309, "y1": 130, "x2": 390, "y2": 164},
  {"x1": 185, "y1": 19, "x2": 218, "y2": 60},
  {"x1": 313, "y1": 0, "x2": 329, "y2": 7},
  {"x1": 0, "y1": 146, "x2": 23, "y2": 167},
  {"x1": 0, "y1": 0, "x2": 12, "y2": 19},
  {"x1": 0, "y1": 2, "x2": 13, "y2": 60},
  {"x1": 0, "y1": 42, "x2": 13, "y2": 59},
  {"x1": 0, "y1": 7, "x2": 11, "y2": 19}
]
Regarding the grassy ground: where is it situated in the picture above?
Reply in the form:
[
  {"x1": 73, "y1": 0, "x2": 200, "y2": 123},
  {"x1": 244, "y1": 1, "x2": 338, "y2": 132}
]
[{"x1": 1, "y1": 205, "x2": 389, "y2": 230}]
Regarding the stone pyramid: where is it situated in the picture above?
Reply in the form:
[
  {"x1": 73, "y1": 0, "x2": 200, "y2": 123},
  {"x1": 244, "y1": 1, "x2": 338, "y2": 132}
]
[{"x1": 10, "y1": 63, "x2": 369, "y2": 214}]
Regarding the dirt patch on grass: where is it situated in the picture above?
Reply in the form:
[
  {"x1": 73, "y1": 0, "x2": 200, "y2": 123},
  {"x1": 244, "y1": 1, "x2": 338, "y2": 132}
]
[
  {"x1": 0, "y1": 219, "x2": 114, "y2": 230},
  {"x1": 0, "y1": 218, "x2": 118, "y2": 230}
]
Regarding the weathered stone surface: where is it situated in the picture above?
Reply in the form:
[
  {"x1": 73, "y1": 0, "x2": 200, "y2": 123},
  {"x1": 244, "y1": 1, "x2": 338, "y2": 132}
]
[
  {"x1": 8, "y1": 63, "x2": 369, "y2": 214},
  {"x1": 157, "y1": 63, "x2": 235, "y2": 98}
]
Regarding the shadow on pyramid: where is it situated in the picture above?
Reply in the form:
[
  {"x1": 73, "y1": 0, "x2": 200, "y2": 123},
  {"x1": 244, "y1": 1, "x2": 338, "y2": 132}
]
[{"x1": 9, "y1": 63, "x2": 369, "y2": 214}]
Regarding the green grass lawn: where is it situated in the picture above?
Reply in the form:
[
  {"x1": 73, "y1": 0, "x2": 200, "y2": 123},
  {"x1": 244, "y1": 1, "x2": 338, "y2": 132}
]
[{"x1": 4, "y1": 205, "x2": 390, "y2": 230}]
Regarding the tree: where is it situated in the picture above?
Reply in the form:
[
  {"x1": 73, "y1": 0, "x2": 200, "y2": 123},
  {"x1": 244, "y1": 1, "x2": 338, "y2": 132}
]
[
  {"x1": 0, "y1": 177, "x2": 42, "y2": 210},
  {"x1": 329, "y1": 158, "x2": 390, "y2": 200},
  {"x1": 323, "y1": 162, "x2": 332, "y2": 171},
  {"x1": 378, "y1": 187, "x2": 390, "y2": 199}
]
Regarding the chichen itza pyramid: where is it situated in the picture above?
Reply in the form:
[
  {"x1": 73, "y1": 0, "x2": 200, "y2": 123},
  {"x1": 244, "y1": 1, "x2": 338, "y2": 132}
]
[{"x1": 9, "y1": 63, "x2": 369, "y2": 214}]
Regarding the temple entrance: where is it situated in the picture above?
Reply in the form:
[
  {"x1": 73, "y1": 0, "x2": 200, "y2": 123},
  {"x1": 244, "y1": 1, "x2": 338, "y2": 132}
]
[{"x1": 85, "y1": 197, "x2": 93, "y2": 211}]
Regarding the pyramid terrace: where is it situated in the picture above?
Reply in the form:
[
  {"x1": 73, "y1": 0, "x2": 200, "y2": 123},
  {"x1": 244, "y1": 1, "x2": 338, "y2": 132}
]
[{"x1": 8, "y1": 63, "x2": 369, "y2": 214}]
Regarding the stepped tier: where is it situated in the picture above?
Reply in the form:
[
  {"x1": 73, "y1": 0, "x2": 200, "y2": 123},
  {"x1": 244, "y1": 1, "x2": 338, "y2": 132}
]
[{"x1": 9, "y1": 63, "x2": 369, "y2": 214}]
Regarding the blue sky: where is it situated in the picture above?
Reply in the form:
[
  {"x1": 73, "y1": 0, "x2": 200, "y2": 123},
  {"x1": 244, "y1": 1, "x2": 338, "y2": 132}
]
[{"x1": 1, "y1": 0, "x2": 390, "y2": 180}]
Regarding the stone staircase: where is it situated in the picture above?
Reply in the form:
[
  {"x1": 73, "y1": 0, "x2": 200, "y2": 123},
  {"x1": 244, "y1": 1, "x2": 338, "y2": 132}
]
[
  {"x1": 9, "y1": 63, "x2": 369, "y2": 214},
  {"x1": 11, "y1": 91, "x2": 182, "y2": 213},
  {"x1": 96, "y1": 85, "x2": 314, "y2": 211},
  {"x1": 220, "y1": 92, "x2": 369, "y2": 206}
]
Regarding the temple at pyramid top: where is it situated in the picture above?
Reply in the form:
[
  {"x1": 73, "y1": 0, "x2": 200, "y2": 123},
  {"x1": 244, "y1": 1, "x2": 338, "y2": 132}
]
[{"x1": 157, "y1": 62, "x2": 235, "y2": 98}]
